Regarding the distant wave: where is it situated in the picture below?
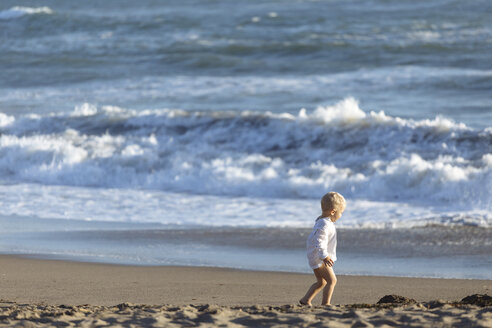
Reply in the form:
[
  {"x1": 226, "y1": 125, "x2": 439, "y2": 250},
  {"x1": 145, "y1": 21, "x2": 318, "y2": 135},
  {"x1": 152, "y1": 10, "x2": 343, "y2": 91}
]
[
  {"x1": 0, "y1": 6, "x2": 53, "y2": 20},
  {"x1": 0, "y1": 98, "x2": 491, "y2": 209}
]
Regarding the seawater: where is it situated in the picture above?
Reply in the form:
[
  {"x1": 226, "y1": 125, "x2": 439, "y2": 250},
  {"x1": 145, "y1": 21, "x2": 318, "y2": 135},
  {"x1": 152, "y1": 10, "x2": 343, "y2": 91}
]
[{"x1": 0, "y1": 0, "x2": 491, "y2": 279}]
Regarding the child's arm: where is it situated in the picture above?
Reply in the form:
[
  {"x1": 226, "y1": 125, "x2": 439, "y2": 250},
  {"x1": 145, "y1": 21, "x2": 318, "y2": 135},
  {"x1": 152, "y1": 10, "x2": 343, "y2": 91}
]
[{"x1": 313, "y1": 221, "x2": 334, "y2": 266}]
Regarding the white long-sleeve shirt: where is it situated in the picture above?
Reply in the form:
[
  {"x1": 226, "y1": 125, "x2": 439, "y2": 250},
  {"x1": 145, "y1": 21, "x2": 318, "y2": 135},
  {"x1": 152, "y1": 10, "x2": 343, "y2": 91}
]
[{"x1": 306, "y1": 217, "x2": 337, "y2": 269}]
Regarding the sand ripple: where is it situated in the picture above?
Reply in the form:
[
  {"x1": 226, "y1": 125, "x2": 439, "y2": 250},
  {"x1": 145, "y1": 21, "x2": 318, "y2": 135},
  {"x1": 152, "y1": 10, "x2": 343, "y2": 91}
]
[{"x1": 1, "y1": 296, "x2": 490, "y2": 328}]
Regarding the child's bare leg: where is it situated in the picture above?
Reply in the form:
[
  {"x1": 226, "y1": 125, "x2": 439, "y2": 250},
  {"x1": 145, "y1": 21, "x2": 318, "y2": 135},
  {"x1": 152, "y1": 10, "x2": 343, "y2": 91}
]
[
  {"x1": 300, "y1": 267, "x2": 327, "y2": 306},
  {"x1": 320, "y1": 265, "x2": 337, "y2": 305}
]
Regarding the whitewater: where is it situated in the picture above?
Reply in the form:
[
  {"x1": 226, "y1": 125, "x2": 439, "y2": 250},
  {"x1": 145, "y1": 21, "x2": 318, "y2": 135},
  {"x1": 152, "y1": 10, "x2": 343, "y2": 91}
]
[{"x1": 0, "y1": 98, "x2": 490, "y2": 229}]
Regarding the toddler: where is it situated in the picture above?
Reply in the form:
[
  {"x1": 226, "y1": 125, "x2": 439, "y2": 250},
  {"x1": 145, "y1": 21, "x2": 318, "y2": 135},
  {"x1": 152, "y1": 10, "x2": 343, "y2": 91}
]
[{"x1": 300, "y1": 191, "x2": 346, "y2": 306}]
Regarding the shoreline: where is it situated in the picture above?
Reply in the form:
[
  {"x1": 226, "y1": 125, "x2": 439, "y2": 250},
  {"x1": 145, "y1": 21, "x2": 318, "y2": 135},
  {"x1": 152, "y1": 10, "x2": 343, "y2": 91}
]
[
  {"x1": 2, "y1": 214, "x2": 490, "y2": 280},
  {"x1": 5, "y1": 252, "x2": 492, "y2": 281},
  {"x1": 1, "y1": 255, "x2": 490, "y2": 306}
]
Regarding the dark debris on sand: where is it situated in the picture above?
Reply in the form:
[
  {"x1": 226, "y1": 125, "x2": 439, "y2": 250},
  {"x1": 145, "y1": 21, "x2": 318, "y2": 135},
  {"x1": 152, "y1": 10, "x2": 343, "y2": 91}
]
[
  {"x1": 377, "y1": 294, "x2": 417, "y2": 305},
  {"x1": 461, "y1": 294, "x2": 492, "y2": 307},
  {"x1": 374, "y1": 293, "x2": 492, "y2": 309}
]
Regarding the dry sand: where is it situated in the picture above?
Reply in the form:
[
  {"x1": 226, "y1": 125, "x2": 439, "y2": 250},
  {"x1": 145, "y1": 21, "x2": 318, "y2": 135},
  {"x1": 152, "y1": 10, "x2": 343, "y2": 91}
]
[{"x1": 0, "y1": 255, "x2": 490, "y2": 327}]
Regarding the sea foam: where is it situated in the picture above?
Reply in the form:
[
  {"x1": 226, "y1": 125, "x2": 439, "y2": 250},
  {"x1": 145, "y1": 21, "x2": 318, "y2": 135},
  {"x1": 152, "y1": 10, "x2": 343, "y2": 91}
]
[
  {"x1": 0, "y1": 6, "x2": 53, "y2": 20},
  {"x1": 0, "y1": 99, "x2": 490, "y2": 210}
]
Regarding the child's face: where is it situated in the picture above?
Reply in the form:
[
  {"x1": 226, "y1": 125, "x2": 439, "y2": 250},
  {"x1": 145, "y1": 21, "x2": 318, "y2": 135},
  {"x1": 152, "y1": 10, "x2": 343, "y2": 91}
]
[{"x1": 330, "y1": 207, "x2": 345, "y2": 222}]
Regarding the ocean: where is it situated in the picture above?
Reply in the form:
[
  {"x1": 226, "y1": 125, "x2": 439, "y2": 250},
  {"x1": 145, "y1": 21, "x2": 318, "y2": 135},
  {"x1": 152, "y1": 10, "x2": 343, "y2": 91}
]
[{"x1": 0, "y1": 0, "x2": 491, "y2": 279}]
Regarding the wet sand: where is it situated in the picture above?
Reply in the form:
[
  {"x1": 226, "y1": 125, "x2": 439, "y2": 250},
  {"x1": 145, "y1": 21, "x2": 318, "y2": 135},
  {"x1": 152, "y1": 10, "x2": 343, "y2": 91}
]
[{"x1": 0, "y1": 255, "x2": 490, "y2": 327}]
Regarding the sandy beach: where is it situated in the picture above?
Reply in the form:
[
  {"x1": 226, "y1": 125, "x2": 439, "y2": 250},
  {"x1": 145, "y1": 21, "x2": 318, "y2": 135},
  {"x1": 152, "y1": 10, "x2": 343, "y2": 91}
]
[{"x1": 1, "y1": 255, "x2": 490, "y2": 327}]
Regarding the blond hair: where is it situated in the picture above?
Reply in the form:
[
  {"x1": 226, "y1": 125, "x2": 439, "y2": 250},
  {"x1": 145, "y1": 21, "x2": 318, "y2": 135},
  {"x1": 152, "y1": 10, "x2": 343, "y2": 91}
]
[{"x1": 321, "y1": 192, "x2": 346, "y2": 212}]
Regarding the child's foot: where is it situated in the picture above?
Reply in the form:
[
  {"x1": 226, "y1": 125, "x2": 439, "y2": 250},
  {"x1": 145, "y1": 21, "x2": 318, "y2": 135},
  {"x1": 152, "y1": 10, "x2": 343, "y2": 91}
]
[{"x1": 299, "y1": 299, "x2": 312, "y2": 307}]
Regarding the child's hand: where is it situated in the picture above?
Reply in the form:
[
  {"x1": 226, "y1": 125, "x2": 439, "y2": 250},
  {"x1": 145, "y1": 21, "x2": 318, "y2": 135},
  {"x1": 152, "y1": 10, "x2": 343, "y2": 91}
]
[{"x1": 323, "y1": 257, "x2": 334, "y2": 267}]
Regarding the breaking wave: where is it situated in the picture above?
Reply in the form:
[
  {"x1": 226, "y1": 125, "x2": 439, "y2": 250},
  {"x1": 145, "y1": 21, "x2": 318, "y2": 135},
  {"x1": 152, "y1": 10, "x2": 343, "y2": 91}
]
[
  {"x1": 0, "y1": 6, "x2": 53, "y2": 20},
  {"x1": 0, "y1": 98, "x2": 491, "y2": 209}
]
